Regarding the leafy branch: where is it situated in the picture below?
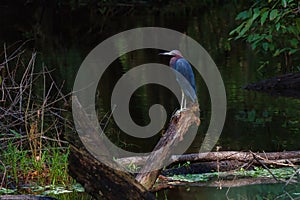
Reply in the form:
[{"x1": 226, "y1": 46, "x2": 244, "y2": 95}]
[{"x1": 230, "y1": 0, "x2": 300, "y2": 71}]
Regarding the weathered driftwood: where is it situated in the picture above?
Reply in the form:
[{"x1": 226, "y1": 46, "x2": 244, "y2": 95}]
[
  {"x1": 117, "y1": 151, "x2": 300, "y2": 167},
  {"x1": 243, "y1": 71, "x2": 300, "y2": 98},
  {"x1": 67, "y1": 96, "x2": 154, "y2": 200},
  {"x1": 135, "y1": 104, "x2": 200, "y2": 190}
]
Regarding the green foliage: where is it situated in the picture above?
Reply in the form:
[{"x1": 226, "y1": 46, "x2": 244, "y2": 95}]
[
  {"x1": 169, "y1": 173, "x2": 215, "y2": 182},
  {"x1": 237, "y1": 166, "x2": 298, "y2": 179},
  {"x1": 0, "y1": 141, "x2": 74, "y2": 195},
  {"x1": 53, "y1": 191, "x2": 92, "y2": 200},
  {"x1": 230, "y1": 0, "x2": 300, "y2": 70},
  {"x1": 126, "y1": 162, "x2": 141, "y2": 173},
  {"x1": 171, "y1": 161, "x2": 191, "y2": 169}
]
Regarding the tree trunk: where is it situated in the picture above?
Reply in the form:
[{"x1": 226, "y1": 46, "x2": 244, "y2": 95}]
[
  {"x1": 67, "y1": 96, "x2": 154, "y2": 200},
  {"x1": 135, "y1": 104, "x2": 200, "y2": 190},
  {"x1": 69, "y1": 145, "x2": 154, "y2": 200}
]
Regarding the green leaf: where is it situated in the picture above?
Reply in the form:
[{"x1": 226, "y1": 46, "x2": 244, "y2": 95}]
[
  {"x1": 236, "y1": 10, "x2": 250, "y2": 20},
  {"x1": 9, "y1": 129, "x2": 21, "y2": 137},
  {"x1": 251, "y1": 42, "x2": 257, "y2": 50},
  {"x1": 260, "y1": 10, "x2": 269, "y2": 25},
  {"x1": 247, "y1": 110, "x2": 256, "y2": 122},
  {"x1": 265, "y1": 35, "x2": 272, "y2": 42},
  {"x1": 290, "y1": 38, "x2": 299, "y2": 48},
  {"x1": 282, "y1": 0, "x2": 287, "y2": 7},
  {"x1": 0, "y1": 188, "x2": 17, "y2": 194},
  {"x1": 229, "y1": 22, "x2": 245, "y2": 36},
  {"x1": 276, "y1": 23, "x2": 281, "y2": 31},
  {"x1": 289, "y1": 49, "x2": 299, "y2": 54},
  {"x1": 269, "y1": 9, "x2": 278, "y2": 21},
  {"x1": 262, "y1": 42, "x2": 269, "y2": 51},
  {"x1": 295, "y1": 18, "x2": 300, "y2": 34},
  {"x1": 247, "y1": 34, "x2": 261, "y2": 42},
  {"x1": 269, "y1": 43, "x2": 275, "y2": 51},
  {"x1": 252, "y1": 8, "x2": 260, "y2": 21},
  {"x1": 257, "y1": 61, "x2": 269, "y2": 71},
  {"x1": 239, "y1": 19, "x2": 254, "y2": 37}
]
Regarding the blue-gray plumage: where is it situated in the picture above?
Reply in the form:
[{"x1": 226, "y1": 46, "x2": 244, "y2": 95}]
[{"x1": 159, "y1": 50, "x2": 197, "y2": 110}]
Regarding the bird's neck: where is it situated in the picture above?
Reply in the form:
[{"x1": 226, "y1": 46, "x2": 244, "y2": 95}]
[{"x1": 170, "y1": 56, "x2": 182, "y2": 68}]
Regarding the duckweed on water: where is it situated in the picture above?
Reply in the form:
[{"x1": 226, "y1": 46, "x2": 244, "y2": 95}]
[{"x1": 168, "y1": 167, "x2": 299, "y2": 183}]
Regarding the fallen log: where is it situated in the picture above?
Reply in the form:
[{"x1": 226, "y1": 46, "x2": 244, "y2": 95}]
[
  {"x1": 243, "y1": 71, "x2": 300, "y2": 98},
  {"x1": 135, "y1": 104, "x2": 200, "y2": 190},
  {"x1": 69, "y1": 145, "x2": 154, "y2": 200},
  {"x1": 162, "y1": 160, "x2": 246, "y2": 176},
  {"x1": 67, "y1": 96, "x2": 154, "y2": 200},
  {"x1": 161, "y1": 158, "x2": 300, "y2": 176},
  {"x1": 117, "y1": 151, "x2": 300, "y2": 167}
]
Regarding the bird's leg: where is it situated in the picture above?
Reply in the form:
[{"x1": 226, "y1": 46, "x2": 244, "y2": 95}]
[
  {"x1": 175, "y1": 90, "x2": 184, "y2": 116},
  {"x1": 180, "y1": 89, "x2": 184, "y2": 111},
  {"x1": 176, "y1": 90, "x2": 188, "y2": 115},
  {"x1": 181, "y1": 94, "x2": 188, "y2": 111}
]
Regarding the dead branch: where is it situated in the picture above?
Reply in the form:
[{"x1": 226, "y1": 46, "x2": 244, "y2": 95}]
[
  {"x1": 117, "y1": 151, "x2": 300, "y2": 167},
  {"x1": 135, "y1": 104, "x2": 200, "y2": 190}
]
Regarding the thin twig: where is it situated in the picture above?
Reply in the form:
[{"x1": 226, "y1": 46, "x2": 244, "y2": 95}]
[
  {"x1": 0, "y1": 39, "x2": 32, "y2": 66},
  {"x1": 251, "y1": 151, "x2": 279, "y2": 182},
  {"x1": 0, "y1": 159, "x2": 7, "y2": 188},
  {"x1": 24, "y1": 52, "x2": 36, "y2": 154},
  {"x1": 44, "y1": 65, "x2": 67, "y2": 104}
]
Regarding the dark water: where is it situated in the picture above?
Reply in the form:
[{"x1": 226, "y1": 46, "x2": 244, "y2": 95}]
[
  {"x1": 159, "y1": 183, "x2": 300, "y2": 200},
  {"x1": 1, "y1": 2, "x2": 300, "y2": 199}
]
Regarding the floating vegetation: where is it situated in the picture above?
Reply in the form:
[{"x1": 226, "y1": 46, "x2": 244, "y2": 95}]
[{"x1": 167, "y1": 167, "x2": 300, "y2": 183}]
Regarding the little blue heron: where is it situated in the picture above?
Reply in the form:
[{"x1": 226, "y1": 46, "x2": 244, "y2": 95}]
[{"x1": 159, "y1": 50, "x2": 197, "y2": 111}]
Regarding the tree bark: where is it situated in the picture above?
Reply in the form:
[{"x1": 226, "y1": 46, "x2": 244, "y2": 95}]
[
  {"x1": 135, "y1": 104, "x2": 200, "y2": 190},
  {"x1": 69, "y1": 145, "x2": 154, "y2": 200},
  {"x1": 67, "y1": 96, "x2": 154, "y2": 200},
  {"x1": 117, "y1": 151, "x2": 300, "y2": 166}
]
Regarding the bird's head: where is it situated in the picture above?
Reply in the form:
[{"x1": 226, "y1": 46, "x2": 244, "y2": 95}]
[{"x1": 159, "y1": 50, "x2": 183, "y2": 57}]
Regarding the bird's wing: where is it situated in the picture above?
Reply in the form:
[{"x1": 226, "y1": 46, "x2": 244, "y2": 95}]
[{"x1": 174, "y1": 58, "x2": 197, "y2": 102}]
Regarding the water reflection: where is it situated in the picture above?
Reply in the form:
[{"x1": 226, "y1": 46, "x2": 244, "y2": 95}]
[{"x1": 159, "y1": 183, "x2": 300, "y2": 200}]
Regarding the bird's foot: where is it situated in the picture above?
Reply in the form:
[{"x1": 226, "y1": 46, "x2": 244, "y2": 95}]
[{"x1": 175, "y1": 108, "x2": 189, "y2": 116}]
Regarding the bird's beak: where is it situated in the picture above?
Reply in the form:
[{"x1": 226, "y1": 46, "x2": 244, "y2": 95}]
[{"x1": 159, "y1": 52, "x2": 172, "y2": 56}]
